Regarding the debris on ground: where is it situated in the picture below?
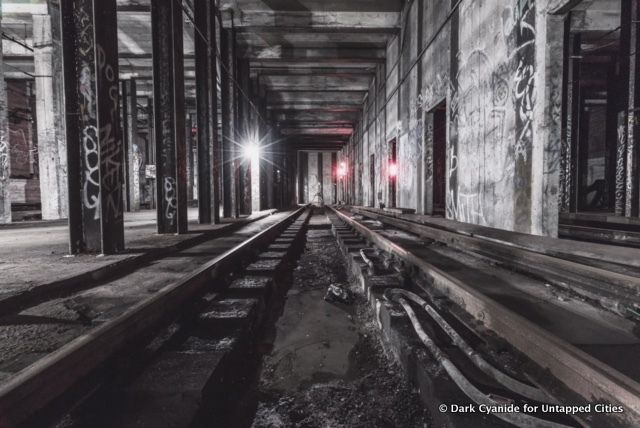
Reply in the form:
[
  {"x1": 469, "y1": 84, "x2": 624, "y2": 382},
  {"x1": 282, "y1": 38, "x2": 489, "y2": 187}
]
[{"x1": 324, "y1": 283, "x2": 354, "y2": 305}]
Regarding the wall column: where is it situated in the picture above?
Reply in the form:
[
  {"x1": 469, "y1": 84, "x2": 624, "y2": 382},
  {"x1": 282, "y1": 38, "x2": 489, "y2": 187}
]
[
  {"x1": 151, "y1": 0, "x2": 188, "y2": 233},
  {"x1": 60, "y1": 0, "x2": 124, "y2": 253}
]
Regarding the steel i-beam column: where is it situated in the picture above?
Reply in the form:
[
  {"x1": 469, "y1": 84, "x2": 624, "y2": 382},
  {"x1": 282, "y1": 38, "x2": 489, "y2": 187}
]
[
  {"x1": 151, "y1": 0, "x2": 188, "y2": 233},
  {"x1": 622, "y1": 0, "x2": 640, "y2": 217},
  {"x1": 221, "y1": 25, "x2": 238, "y2": 218},
  {"x1": 239, "y1": 59, "x2": 252, "y2": 214},
  {"x1": 0, "y1": 11, "x2": 9, "y2": 224},
  {"x1": 120, "y1": 81, "x2": 131, "y2": 211},
  {"x1": 60, "y1": 0, "x2": 124, "y2": 253},
  {"x1": 186, "y1": 113, "x2": 195, "y2": 203},
  {"x1": 210, "y1": 5, "x2": 221, "y2": 223},
  {"x1": 194, "y1": 0, "x2": 212, "y2": 224}
]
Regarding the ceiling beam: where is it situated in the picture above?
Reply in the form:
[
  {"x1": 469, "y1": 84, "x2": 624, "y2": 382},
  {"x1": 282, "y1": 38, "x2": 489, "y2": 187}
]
[
  {"x1": 273, "y1": 110, "x2": 360, "y2": 123},
  {"x1": 267, "y1": 91, "x2": 365, "y2": 105},
  {"x1": 224, "y1": 11, "x2": 400, "y2": 31},
  {"x1": 238, "y1": 46, "x2": 385, "y2": 63},
  {"x1": 259, "y1": 74, "x2": 372, "y2": 91},
  {"x1": 280, "y1": 127, "x2": 353, "y2": 136}
]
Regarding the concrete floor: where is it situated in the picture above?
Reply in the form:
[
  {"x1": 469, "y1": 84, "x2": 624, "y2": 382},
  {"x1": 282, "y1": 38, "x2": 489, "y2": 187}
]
[
  {"x1": 0, "y1": 208, "x2": 238, "y2": 306},
  {"x1": 0, "y1": 212, "x2": 290, "y2": 382}
]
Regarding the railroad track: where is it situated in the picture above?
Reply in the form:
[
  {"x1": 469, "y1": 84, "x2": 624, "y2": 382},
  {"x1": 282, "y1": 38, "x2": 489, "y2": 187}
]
[
  {"x1": 327, "y1": 206, "x2": 640, "y2": 427},
  {"x1": 0, "y1": 206, "x2": 311, "y2": 427}
]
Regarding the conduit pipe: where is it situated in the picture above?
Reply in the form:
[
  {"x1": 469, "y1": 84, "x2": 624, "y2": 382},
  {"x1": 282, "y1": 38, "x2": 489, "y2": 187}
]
[
  {"x1": 385, "y1": 288, "x2": 558, "y2": 404},
  {"x1": 389, "y1": 294, "x2": 572, "y2": 428}
]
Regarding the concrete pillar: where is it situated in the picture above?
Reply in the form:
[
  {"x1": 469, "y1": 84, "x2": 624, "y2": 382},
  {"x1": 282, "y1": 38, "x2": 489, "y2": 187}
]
[
  {"x1": 221, "y1": 26, "x2": 238, "y2": 218},
  {"x1": 34, "y1": 13, "x2": 67, "y2": 220},
  {"x1": 0, "y1": 12, "x2": 9, "y2": 224},
  {"x1": 151, "y1": 0, "x2": 188, "y2": 234},
  {"x1": 60, "y1": 0, "x2": 124, "y2": 253}
]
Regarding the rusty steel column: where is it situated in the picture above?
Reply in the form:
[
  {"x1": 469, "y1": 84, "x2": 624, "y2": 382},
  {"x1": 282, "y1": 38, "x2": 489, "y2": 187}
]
[
  {"x1": 238, "y1": 59, "x2": 252, "y2": 215},
  {"x1": 151, "y1": 0, "x2": 188, "y2": 234},
  {"x1": 210, "y1": 7, "x2": 221, "y2": 223},
  {"x1": 186, "y1": 113, "x2": 195, "y2": 203},
  {"x1": 60, "y1": 0, "x2": 124, "y2": 253},
  {"x1": 120, "y1": 80, "x2": 131, "y2": 211},
  {"x1": 195, "y1": 0, "x2": 211, "y2": 223},
  {"x1": 221, "y1": 25, "x2": 238, "y2": 218},
  {"x1": 621, "y1": 0, "x2": 640, "y2": 217}
]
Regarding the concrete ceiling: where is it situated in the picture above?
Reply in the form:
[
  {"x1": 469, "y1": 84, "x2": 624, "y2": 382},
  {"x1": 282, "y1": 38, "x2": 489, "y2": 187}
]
[
  {"x1": 220, "y1": 0, "x2": 401, "y2": 147},
  {"x1": 2, "y1": 0, "x2": 402, "y2": 148}
]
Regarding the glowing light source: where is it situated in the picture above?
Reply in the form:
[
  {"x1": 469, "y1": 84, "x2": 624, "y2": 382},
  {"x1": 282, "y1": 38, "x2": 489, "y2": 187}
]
[
  {"x1": 388, "y1": 162, "x2": 398, "y2": 178},
  {"x1": 243, "y1": 142, "x2": 260, "y2": 160},
  {"x1": 337, "y1": 161, "x2": 347, "y2": 179}
]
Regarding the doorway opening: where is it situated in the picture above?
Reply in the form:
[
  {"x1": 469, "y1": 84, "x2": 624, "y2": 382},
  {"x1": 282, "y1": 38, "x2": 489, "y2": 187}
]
[
  {"x1": 563, "y1": 2, "x2": 622, "y2": 213},
  {"x1": 432, "y1": 102, "x2": 447, "y2": 214}
]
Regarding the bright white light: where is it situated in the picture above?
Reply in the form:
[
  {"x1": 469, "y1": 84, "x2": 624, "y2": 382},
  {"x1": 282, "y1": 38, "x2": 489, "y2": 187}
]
[{"x1": 243, "y1": 142, "x2": 260, "y2": 160}]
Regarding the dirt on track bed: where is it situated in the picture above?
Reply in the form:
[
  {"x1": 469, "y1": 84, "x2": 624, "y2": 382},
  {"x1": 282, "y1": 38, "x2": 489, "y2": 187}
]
[
  {"x1": 252, "y1": 334, "x2": 429, "y2": 428},
  {"x1": 249, "y1": 213, "x2": 429, "y2": 428}
]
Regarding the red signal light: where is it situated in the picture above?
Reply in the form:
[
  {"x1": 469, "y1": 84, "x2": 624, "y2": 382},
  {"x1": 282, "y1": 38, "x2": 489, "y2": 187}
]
[
  {"x1": 388, "y1": 162, "x2": 398, "y2": 178},
  {"x1": 337, "y1": 162, "x2": 347, "y2": 178}
]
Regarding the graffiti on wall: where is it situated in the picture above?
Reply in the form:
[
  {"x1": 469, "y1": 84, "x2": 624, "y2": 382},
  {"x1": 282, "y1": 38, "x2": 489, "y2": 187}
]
[
  {"x1": 0, "y1": 138, "x2": 8, "y2": 181},
  {"x1": 512, "y1": 0, "x2": 536, "y2": 230},
  {"x1": 444, "y1": 0, "x2": 536, "y2": 230}
]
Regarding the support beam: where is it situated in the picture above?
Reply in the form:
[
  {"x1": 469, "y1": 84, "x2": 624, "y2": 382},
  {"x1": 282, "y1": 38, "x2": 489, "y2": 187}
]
[
  {"x1": 221, "y1": 26, "x2": 238, "y2": 218},
  {"x1": 0, "y1": 11, "x2": 9, "y2": 224},
  {"x1": 210, "y1": 5, "x2": 221, "y2": 224},
  {"x1": 239, "y1": 47, "x2": 385, "y2": 62},
  {"x1": 266, "y1": 90, "x2": 365, "y2": 105},
  {"x1": 34, "y1": 13, "x2": 68, "y2": 220},
  {"x1": 195, "y1": 0, "x2": 214, "y2": 224},
  {"x1": 151, "y1": 0, "x2": 188, "y2": 233},
  {"x1": 60, "y1": 0, "x2": 125, "y2": 253},
  {"x1": 225, "y1": 11, "x2": 400, "y2": 31},
  {"x1": 622, "y1": 0, "x2": 640, "y2": 217},
  {"x1": 186, "y1": 113, "x2": 195, "y2": 202},
  {"x1": 238, "y1": 59, "x2": 252, "y2": 215}
]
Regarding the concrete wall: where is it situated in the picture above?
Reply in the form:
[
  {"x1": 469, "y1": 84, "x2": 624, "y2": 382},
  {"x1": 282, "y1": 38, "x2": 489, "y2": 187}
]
[
  {"x1": 301, "y1": 151, "x2": 337, "y2": 205},
  {"x1": 344, "y1": 0, "x2": 565, "y2": 236}
]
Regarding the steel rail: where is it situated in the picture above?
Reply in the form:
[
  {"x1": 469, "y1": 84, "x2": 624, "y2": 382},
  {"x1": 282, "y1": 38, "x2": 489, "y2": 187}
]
[
  {"x1": 350, "y1": 207, "x2": 640, "y2": 316},
  {"x1": 328, "y1": 206, "x2": 640, "y2": 427},
  {"x1": 0, "y1": 207, "x2": 307, "y2": 427}
]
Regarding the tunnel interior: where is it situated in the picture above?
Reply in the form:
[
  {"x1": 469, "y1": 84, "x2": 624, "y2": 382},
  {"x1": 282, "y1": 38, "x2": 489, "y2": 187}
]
[{"x1": 0, "y1": 0, "x2": 639, "y2": 427}]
